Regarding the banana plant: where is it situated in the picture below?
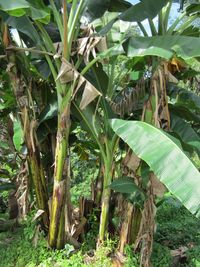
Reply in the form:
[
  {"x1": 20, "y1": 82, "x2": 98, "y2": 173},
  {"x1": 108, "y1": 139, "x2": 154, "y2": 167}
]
[
  {"x1": 72, "y1": 0, "x2": 174, "y2": 244},
  {"x1": 0, "y1": 0, "x2": 134, "y2": 248},
  {"x1": 99, "y1": 0, "x2": 200, "y2": 263}
]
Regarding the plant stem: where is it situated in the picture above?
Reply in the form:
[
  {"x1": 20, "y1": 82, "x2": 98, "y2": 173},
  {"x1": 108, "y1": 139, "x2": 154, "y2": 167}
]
[
  {"x1": 148, "y1": 19, "x2": 157, "y2": 36},
  {"x1": 98, "y1": 157, "x2": 113, "y2": 244},
  {"x1": 63, "y1": 0, "x2": 68, "y2": 59},
  {"x1": 68, "y1": 0, "x2": 85, "y2": 55},
  {"x1": 49, "y1": 0, "x2": 64, "y2": 42},
  {"x1": 137, "y1": 22, "x2": 148, "y2": 37}
]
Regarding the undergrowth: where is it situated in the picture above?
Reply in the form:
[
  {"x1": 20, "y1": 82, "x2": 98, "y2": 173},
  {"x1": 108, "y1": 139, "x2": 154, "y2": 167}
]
[{"x1": 1, "y1": 196, "x2": 200, "y2": 266}]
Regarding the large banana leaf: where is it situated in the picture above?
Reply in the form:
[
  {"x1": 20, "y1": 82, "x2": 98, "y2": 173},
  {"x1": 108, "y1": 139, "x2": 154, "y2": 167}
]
[
  {"x1": 0, "y1": 0, "x2": 50, "y2": 23},
  {"x1": 168, "y1": 84, "x2": 200, "y2": 112},
  {"x1": 84, "y1": 0, "x2": 131, "y2": 22},
  {"x1": 123, "y1": 36, "x2": 200, "y2": 60},
  {"x1": 169, "y1": 104, "x2": 200, "y2": 124},
  {"x1": 110, "y1": 119, "x2": 200, "y2": 217},
  {"x1": 119, "y1": 0, "x2": 169, "y2": 22},
  {"x1": 0, "y1": 0, "x2": 30, "y2": 17},
  {"x1": 0, "y1": 11, "x2": 41, "y2": 44},
  {"x1": 98, "y1": 0, "x2": 169, "y2": 35},
  {"x1": 171, "y1": 114, "x2": 200, "y2": 155}
]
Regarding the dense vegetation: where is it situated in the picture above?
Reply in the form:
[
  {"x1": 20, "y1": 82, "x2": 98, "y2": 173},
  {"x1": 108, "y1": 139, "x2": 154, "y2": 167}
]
[{"x1": 0, "y1": 0, "x2": 200, "y2": 266}]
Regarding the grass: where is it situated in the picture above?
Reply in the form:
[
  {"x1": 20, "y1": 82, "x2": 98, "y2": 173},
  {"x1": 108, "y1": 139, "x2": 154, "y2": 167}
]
[{"x1": 1, "y1": 195, "x2": 200, "y2": 266}]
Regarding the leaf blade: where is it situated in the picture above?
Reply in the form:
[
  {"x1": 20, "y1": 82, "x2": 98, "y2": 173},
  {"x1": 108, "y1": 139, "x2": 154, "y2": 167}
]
[{"x1": 111, "y1": 119, "x2": 200, "y2": 217}]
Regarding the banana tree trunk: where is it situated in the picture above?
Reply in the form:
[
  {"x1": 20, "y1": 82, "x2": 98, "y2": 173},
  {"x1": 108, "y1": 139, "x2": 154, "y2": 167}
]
[
  {"x1": 6, "y1": 51, "x2": 49, "y2": 228},
  {"x1": 49, "y1": 105, "x2": 71, "y2": 249},
  {"x1": 98, "y1": 158, "x2": 114, "y2": 244},
  {"x1": 26, "y1": 125, "x2": 49, "y2": 228}
]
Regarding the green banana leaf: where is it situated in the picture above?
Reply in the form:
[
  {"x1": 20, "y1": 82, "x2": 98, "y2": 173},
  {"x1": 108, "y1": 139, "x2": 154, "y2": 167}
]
[
  {"x1": 123, "y1": 36, "x2": 200, "y2": 60},
  {"x1": 85, "y1": 0, "x2": 131, "y2": 22},
  {"x1": 169, "y1": 104, "x2": 200, "y2": 124},
  {"x1": 98, "y1": 0, "x2": 169, "y2": 35},
  {"x1": 13, "y1": 120, "x2": 23, "y2": 152},
  {"x1": 0, "y1": 0, "x2": 30, "y2": 17},
  {"x1": 171, "y1": 114, "x2": 200, "y2": 155},
  {"x1": 0, "y1": 0, "x2": 50, "y2": 23},
  {"x1": 186, "y1": 3, "x2": 200, "y2": 16},
  {"x1": 110, "y1": 119, "x2": 200, "y2": 217},
  {"x1": 168, "y1": 84, "x2": 200, "y2": 113},
  {"x1": 36, "y1": 118, "x2": 57, "y2": 144},
  {"x1": 119, "y1": 0, "x2": 169, "y2": 22},
  {"x1": 38, "y1": 101, "x2": 58, "y2": 125},
  {"x1": 110, "y1": 176, "x2": 142, "y2": 194},
  {"x1": 0, "y1": 12, "x2": 41, "y2": 44}
]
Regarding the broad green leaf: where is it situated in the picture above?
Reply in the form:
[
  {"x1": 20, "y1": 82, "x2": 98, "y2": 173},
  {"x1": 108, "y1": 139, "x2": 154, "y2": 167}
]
[
  {"x1": 85, "y1": 0, "x2": 110, "y2": 22},
  {"x1": 169, "y1": 104, "x2": 200, "y2": 124},
  {"x1": 38, "y1": 101, "x2": 58, "y2": 124},
  {"x1": 85, "y1": 0, "x2": 131, "y2": 22},
  {"x1": 13, "y1": 120, "x2": 23, "y2": 152},
  {"x1": 0, "y1": 0, "x2": 50, "y2": 23},
  {"x1": 27, "y1": 0, "x2": 50, "y2": 24},
  {"x1": 111, "y1": 119, "x2": 200, "y2": 217},
  {"x1": 119, "y1": 0, "x2": 169, "y2": 22},
  {"x1": 171, "y1": 114, "x2": 200, "y2": 155},
  {"x1": 1, "y1": 12, "x2": 41, "y2": 44},
  {"x1": 72, "y1": 101, "x2": 101, "y2": 139},
  {"x1": 98, "y1": 44, "x2": 125, "y2": 60},
  {"x1": 110, "y1": 176, "x2": 140, "y2": 194},
  {"x1": 108, "y1": 0, "x2": 131, "y2": 12},
  {"x1": 180, "y1": 25, "x2": 200, "y2": 37},
  {"x1": 0, "y1": 0, "x2": 30, "y2": 17},
  {"x1": 97, "y1": 0, "x2": 169, "y2": 35},
  {"x1": 186, "y1": 3, "x2": 200, "y2": 16},
  {"x1": 123, "y1": 36, "x2": 200, "y2": 60},
  {"x1": 168, "y1": 84, "x2": 200, "y2": 112}
]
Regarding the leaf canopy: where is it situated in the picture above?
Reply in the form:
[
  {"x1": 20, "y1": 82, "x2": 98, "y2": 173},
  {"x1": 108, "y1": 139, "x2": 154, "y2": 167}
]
[{"x1": 123, "y1": 36, "x2": 200, "y2": 60}]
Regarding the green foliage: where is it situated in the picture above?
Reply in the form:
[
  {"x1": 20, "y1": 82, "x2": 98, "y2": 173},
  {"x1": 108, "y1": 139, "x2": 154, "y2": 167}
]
[
  {"x1": 124, "y1": 245, "x2": 139, "y2": 267},
  {"x1": 110, "y1": 176, "x2": 141, "y2": 194},
  {"x1": 0, "y1": 220, "x2": 115, "y2": 267},
  {"x1": 111, "y1": 119, "x2": 200, "y2": 217},
  {"x1": 13, "y1": 120, "x2": 23, "y2": 152},
  {"x1": 151, "y1": 243, "x2": 171, "y2": 267},
  {"x1": 90, "y1": 239, "x2": 114, "y2": 267},
  {"x1": 123, "y1": 36, "x2": 200, "y2": 60},
  {"x1": 70, "y1": 152, "x2": 98, "y2": 205},
  {"x1": 0, "y1": 0, "x2": 50, "y2": 23},
  {"x1": 151, "y1": 196, "x2": 200, "y2": 266},
  {"x1": 155, "y1": 197, "x2": 200, "y2": 249}
]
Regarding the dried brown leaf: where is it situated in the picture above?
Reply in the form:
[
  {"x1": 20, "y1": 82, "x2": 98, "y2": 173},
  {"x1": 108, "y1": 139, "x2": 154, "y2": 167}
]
[
  {"x1": 32, "y1": 209, "x2": 45, "y2": 222},
  {"x1": 56, "y1": 59, "x2": 74, "y2": 83},
  {"x1": 79, "y1": 81, "x2": 101, "y2": 110},
  {"x1": 57, "y1": 58, "x2": 102, "y2": 109},
  {"x1": 150, "y1": 174, "x2": 166, "y2": 197}
]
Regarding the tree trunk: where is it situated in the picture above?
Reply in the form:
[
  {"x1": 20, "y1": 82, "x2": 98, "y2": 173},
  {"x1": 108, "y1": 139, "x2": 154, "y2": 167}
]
[
  {"x1": 49, "y1": 105, "x2": 71, "y2": 249},
  {"x1": 6, "y1": 50, "x2": 49, "y2": 229},
  {"x1": 98, "y1": 159, "x2": 114, "y2": 244}
]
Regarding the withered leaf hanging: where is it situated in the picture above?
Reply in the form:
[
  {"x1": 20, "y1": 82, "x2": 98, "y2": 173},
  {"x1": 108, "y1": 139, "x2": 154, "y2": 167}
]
[
  {"x1": 77, "y1": 36, "x2": 107, "y2": 64},
  {"x1": 56, "y1": 58, "x2": 102, "y2": 109}
]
